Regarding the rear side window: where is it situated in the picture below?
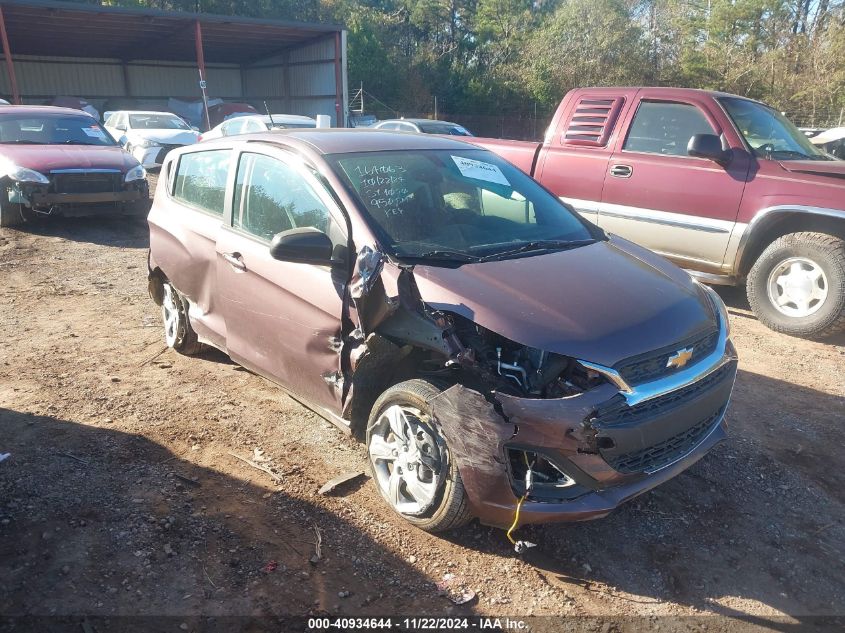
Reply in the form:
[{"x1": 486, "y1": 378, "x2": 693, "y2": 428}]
[
  {"x1": 172, "y1": 149, "x2": 231, "y2": 215},
  {"x1": 232, "y1": 152, "x2": 331, "y2": 242},
  {"x1": 623, "y1": 101, "x2": 715, "y2": 156}
]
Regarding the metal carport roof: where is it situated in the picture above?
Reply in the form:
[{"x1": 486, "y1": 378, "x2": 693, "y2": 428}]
[{"x1": 0, "y1": 0, "x2": 342, "y2": 64}]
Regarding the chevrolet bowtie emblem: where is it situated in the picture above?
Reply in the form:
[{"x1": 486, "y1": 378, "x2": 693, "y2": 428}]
[{"x1": 667, "y1": 347, "x2": 694, "y2": 369}]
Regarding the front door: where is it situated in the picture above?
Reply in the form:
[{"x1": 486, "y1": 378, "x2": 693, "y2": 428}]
[
  {"x1": 215, "y1": 148, "x2": 348, "y2": 414},
  {"x1": 599, "y1": 99, "x2": 750, "y2": 273}
]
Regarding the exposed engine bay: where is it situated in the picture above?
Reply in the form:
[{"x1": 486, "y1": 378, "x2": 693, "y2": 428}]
[
  {"x1": 346, "y1": 246, "x2": 608, "y2": 413},
  {"x1": 427, "y1": 312, "x2": 607, "y2": 398}
]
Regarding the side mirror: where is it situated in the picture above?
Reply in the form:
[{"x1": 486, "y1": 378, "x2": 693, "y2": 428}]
[
  {"x1": 269, "y1": 227, "x2": 333, "y2": 265},
  {"x1": 687, "y1": 134, "x2": 730, "y2": 164}
]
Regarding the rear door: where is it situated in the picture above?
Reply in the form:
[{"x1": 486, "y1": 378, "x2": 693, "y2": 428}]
[
  {"x1": 534, "y1": 89, "x2": 635, "y2": 224},
  {"x1": 599, "y1": 95, "x2": 750, "y2": 273},
  {"x1": 148, "y1": 148, "x2": 233, "y2": 350},
  {"x1": 215, "y1": 146, "x2": 349, "y2": 414}
]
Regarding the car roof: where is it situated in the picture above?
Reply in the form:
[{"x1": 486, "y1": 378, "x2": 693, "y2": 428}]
[
  {"x1": 379, "y1": 118, "x2": 462, "y2": 126},
  {"x1": 118, "y1": 111, "x2": 182, "y2": 116},
  {"x1": 243, "y1": 128, "x2": 477, "y2": 154},
  {"x1": 0, "y1": 105, "x2": 95, "y2": 117}
]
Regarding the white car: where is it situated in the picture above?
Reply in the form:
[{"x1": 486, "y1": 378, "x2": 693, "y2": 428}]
[
  {"x1": 810, "y1": 127, "x2": 845, "y2": 159},
  {"x1": 371, "y1": 118, "x2": 473, "y2": 136},
  {"x1": 104, "y1": 111, "x2": 200, "y2": 169},
  {"x1": 199, "y1": 114, "x2": 317, "y2": 141}
]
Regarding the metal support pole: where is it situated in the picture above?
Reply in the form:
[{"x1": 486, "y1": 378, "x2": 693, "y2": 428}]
[
  {"x1": 334, "y1": 31, "x2": 342, "y2": 127},
  {"x1": 0, "y1": 5, "x2": 20, "y2": 104},
  {"x1": 195, "y1": 19, "x2": 211, "y2": 131}
]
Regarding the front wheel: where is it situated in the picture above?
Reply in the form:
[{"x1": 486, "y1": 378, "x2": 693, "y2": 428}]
[
  {"x1": 366, "y1": 380, "x2": 471, "y2": 533},
  {"x1": 746, "y1": 232, "x2": 845, "y2": 338},
  {"x1": 161, "y1": 282, "x2": 204, "y2": 355}
]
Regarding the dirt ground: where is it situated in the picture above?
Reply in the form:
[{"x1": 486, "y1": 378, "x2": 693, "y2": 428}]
[{"x1": 1, "y1": 179, "x2": 843, "y2": 631}]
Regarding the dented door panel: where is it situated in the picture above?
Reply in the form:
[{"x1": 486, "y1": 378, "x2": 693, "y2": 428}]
[{"x1": 216, "y1": 227, "x2": 346, "y2": 413}]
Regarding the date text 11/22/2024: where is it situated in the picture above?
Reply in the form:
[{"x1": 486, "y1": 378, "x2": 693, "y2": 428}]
[{"x1": 306, "y1": 616, "x2": 530, "y2": 631}]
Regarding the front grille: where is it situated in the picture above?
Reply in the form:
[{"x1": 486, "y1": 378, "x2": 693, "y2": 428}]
[
  {"x1": 615, "y1": 329, "x2": 720, "y2": 386},
  {"x1": 51, "y1": 172, "x2": 122, "y2": 194},
  {"x1": 603, "y1": 406, "x2": 724, "y2": 474},
  {"x1": 597, "y1": 361, "x2": 734, "y2": 427}
]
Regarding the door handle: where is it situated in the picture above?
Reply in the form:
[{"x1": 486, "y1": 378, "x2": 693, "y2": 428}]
[
  {"x1": 610, "y1": 164, "x2": 633, "y2": 178},
  {"x1": 222, "y1": 252, "x2": 246, "y2": 271}
]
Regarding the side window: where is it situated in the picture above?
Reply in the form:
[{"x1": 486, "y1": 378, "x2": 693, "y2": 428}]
[
  {"x1": 172, "y1": 149, "x2": 231, "y2": 215},
  {"x1": 623, "y1": 102, "x2": 715, "y2": 157},
  {"x1": 399, "y1": 123, "x2": 417, "y2": 132},
  {"x1": 232, "y1": 153, "x2": 331, "y2": 242}
]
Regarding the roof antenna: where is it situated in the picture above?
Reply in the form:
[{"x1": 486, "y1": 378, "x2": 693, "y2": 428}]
[{"x1": 264, "y1": 101, "x2": 278, "y2": 129}]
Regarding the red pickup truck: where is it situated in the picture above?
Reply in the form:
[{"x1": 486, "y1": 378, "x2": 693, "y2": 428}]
[{"x1": 473, "y1": 87, "x2": 845, "y2": 339}]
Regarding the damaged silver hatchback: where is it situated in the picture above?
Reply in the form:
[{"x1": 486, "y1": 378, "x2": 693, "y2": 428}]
[{"x1": 148, "y1": 130, "x2": 737, "y2": 533}]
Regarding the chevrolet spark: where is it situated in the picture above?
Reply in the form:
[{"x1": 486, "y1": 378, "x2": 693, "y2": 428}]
[{"x1": 147, "y1": 130, "x2": 737, "y2": 532}]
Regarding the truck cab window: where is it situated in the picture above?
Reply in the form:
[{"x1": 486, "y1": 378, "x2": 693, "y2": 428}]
[{"x1": 624, "y1": 102, "x2": 714, "y2": 157}]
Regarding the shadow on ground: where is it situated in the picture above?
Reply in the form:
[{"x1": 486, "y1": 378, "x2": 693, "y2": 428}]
[
  {"x1": 0, "y1": 408, "x2": 473, "y2": 630},
  {"x1": 7, "y1": 215, "x2": 150, "y2": 249}
]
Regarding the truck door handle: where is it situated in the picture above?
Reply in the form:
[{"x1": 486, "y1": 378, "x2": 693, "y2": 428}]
[
  {"x1": 610, "y1": 164, "x2": 633, "y2": 178},
  {"x1": 222, "y1": 252, "x2": 246, "y2": 271}
]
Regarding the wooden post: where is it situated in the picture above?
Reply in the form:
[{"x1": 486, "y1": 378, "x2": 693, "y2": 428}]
[{"x1": 0, "y1": 5, "x2": 20, "y2": 104}]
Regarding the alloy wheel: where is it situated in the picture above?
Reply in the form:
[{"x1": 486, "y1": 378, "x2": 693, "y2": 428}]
[{"x1": 766, "y1": 257, "x2": 829, "y2": 318}]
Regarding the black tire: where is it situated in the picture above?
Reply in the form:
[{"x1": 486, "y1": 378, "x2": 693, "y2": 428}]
[
  {"x1": 366, "y1": 379, "x2": 472, "y2": 533},
  {"x1": 161, "y1": 282, "x2": 204, "y2": 355},
  {"x1": 0, "y1": 199, "x2": 23, "y2": 228},
  {"x1": 747, "y1": 232, "x2": 845, "y2": 339}
]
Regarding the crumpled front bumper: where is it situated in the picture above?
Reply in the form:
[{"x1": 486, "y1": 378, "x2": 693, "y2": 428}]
[{"x1": 429, "y1": 343, "x2": 738, "y2": 529}]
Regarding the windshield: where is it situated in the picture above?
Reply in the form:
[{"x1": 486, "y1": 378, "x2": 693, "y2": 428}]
[
  {"x1": 0, "y1": 115, "x2": 116, "y2": 146},
  {"x1": 128, "y1": 114, "x2": 190, "y2": 130},
  {"x1": 720, "y1": 97, "x2": 830, "y2": 161},
  {"x1": 329, "y1": 149, "x2": 597, "y2": 263},
  {"x1": 418, "y1": 122, "x2": 473, "y2": 136}
]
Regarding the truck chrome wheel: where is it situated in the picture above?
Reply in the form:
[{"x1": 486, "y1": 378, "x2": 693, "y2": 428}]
[
  {"x1": 368, "y1": 404, "x2": 441, "y2": 516},
  {"x1": 766, "y1": 257, "x2": 828, "y2": 318}
]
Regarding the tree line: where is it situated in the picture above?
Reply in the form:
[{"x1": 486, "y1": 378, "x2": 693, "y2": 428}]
[{"x1": 94, "y1": 0, "x2": 845, "y2": 128}]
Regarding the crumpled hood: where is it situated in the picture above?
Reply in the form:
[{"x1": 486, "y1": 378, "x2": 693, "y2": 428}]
[
  {"x1": 410, "y1": 236, "x2": 717, "y2": 367},
  {"x1": 127, "y1": 129, "x2": 199, "y2": 145},
  {"x1": 0, "y1": 144, "x2": 137, "y2": 173},
  {"x1": 777, "y1": 159, "x2": 845, "y2": 180}
]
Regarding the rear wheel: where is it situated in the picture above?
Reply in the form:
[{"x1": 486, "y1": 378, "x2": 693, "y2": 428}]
[
  {"x1": 161, "y1": 282, "x2": 204, "y2": 355},
  {"x1": 747, "y1": 232, "x2": 845, "y2": 338},
  {"x1": 366, "y1": 380, "x2": 471, "y2": 533}
]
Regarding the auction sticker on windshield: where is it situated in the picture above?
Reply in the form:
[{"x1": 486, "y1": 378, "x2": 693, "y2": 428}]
[
  {"x1": 83, "y1": 127, "x2": 107, "y2": 138},
  {"x1": 451, "y1": 155, "x2": 510, "y2": 186}
]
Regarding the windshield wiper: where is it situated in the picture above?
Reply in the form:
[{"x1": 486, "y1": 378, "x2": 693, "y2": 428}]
[
  {"x1": 51, "y1": 140, "x2": 103, "y2": 146},
  {"x1": 767, "y1": 149, "x2": 828, "y2": 161},
  {"x1": 398, "y1": 249, "x2": 481, "y2": 263},
  {"x1": 478, "y1": 239, "x2": 595, "y2": 262},
  {"x1": 0, "y1": 140, "x2": 40, "y2": 144}
]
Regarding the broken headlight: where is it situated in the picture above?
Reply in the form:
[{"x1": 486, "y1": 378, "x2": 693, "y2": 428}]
[
  {"x1": 445, "y1": 312, "x2": 607, "y2": 398},
  {"x1": 7, "y1": 165, "x2": 50, "y2": 184}
]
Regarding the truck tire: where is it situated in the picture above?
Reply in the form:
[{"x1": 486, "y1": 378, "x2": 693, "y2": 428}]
[
  {"x1": 747, "y1": 232, "x2": 845, "y2": 339},
  {"x1": 366, "y1": 379, "x2": 472, "y2": 533}
]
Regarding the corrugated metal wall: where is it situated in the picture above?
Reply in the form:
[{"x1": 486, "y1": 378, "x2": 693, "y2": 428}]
[
  {"x1": 0, "y1": 32, "x2": 347, "y2": 125},
  {"x1": 244, "y1": 35, "x2": 344, "y2": 125}
]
